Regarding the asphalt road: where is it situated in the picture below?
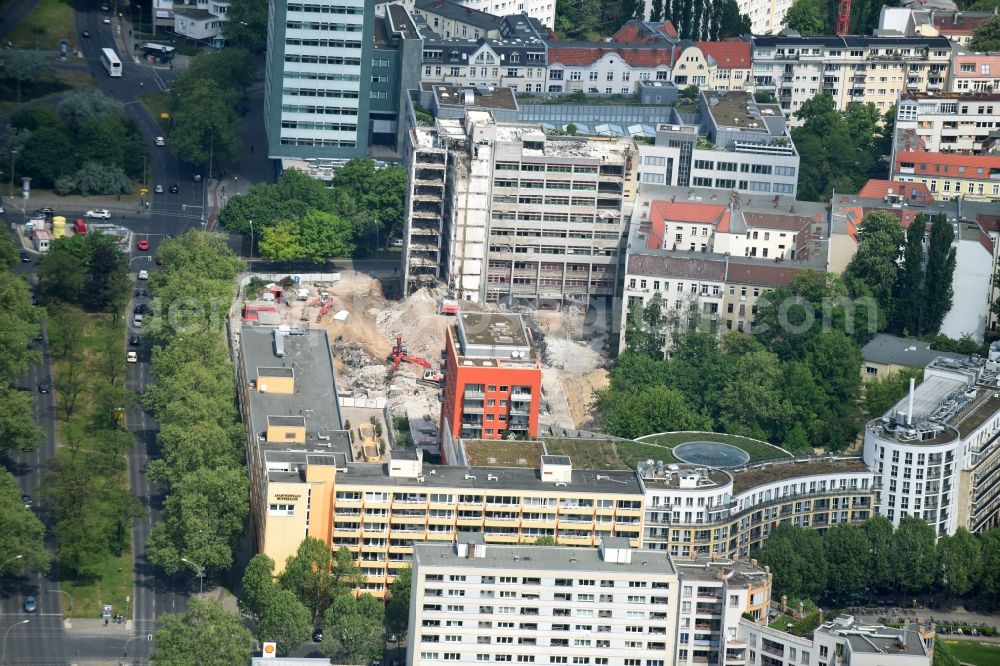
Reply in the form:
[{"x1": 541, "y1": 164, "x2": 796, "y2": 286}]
[{"x1": 0, "y1": 300, "x2": 68, "y2": 666}]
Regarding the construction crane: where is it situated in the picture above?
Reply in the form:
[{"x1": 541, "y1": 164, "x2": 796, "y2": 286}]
[{"x1": 836, "y1": 0, "x2": 851, "y2": 36}]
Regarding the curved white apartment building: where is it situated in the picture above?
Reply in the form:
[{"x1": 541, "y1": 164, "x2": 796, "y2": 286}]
[{"x1": 864, "y1": 353, "x2": 1000, "y2": 536}]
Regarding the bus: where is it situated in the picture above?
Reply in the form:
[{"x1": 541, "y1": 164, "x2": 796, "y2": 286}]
[{"x1": 100, "y1": 48, "x2": 122, "y2": 77}]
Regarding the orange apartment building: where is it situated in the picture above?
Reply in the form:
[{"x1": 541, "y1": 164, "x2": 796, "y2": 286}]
[{"x1": 440, "y1": 312, "x2": 542, "y2": 446}]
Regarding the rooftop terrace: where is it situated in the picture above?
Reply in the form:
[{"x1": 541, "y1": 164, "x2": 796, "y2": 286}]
[
  {"x1": 706, "y1": 91, "x2": 775, "y2": 132},
  {"x1": 731, "y1": 458, "x2": 871, "y2": 494}
]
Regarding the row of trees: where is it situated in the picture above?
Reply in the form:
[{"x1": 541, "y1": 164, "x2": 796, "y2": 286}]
[
  {"x1": 218, "y1": 160, "x2": 407, "y2": 260},
  {"x1": 31, "y1": 233, "x2": 142, "y2": 578},
  {"x1": 756, "y1": 518, "x2": 1000, "y2": 606},
  {"x1": 609, "y1": 269, "x2": 882, "y2": 450},
  {"x1": 169, "y1": 50, "x2": 256, "y2": 167},
  {"x1": 845, "y1": 211, "x2": 956, "y2": 338},
  {"x1": 783, "y1": 0, "x2": 894, "y2": 36},
  {"x1": 141, "y1": 232, "x2": 249, "y2": 579},
  {"x1": 791, "y1": 94, "x2": 894, "y2": 201},
  {"x1": 555, "y1": 0, "x2": 750, "y2": 40},
  {"x1": 0, "y1": 234, "x2": 48, "y2": 576},
  {"x1": 240, "y1": 539, "x2": 391, "y2": 660},
  {"x1": 6, "y1": 89, "x2": 146, "y2": 194}
]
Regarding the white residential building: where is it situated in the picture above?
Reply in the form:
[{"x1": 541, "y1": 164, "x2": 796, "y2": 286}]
[
  {"x1": 863, "y1": 352, "x2": 1000, "y2": 536},
  {"x1": 894, "y1": 92, "x2": 1000, "y2": 156},
  {"x1": 751, "y1": 35, "x2": 953, "y2": 122},
  {"x1": 674, "y1": 558, "x2": 772, "y2": 666},
  {"x1": 406, "y1": 535, "x2": 679, "y2": 666}
]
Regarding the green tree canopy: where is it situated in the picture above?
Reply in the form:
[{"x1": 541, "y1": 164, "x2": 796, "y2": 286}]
[
  {"x1": 151, "y1": 599, "x2": 254, "y2": 666},
  {"x1": 221, "y1": 0, "x2": 268, "y2": 50},
  {"x1": 0, "y1": 468, "x2": 50, "y2": 575},
  {"x1": 922, "y1": 215, "x2": 956, "y2": 335},
  {"x1": 259, "y1": 588, "x2": 312, "y2": 656},
  {"x1": 863, "y1": 367, "x2": 923, "y2": 419},
  {"x1": 824, "y1": 524, "x2": 869, "y2": 599},
  {"x1": 937, "y1": 528, "x2": 981, "y2": 598},
  {"x1": 279, "y1": 539, "x2": 365, "y2": 623},
  {"x1": 864, "y1": 515, "x2": 895, "y2": 592},
  {"x1": 892, "y1": 516, "x2": 937, "y2": 594},
  {"x1": 783, "y1": 0, "x2": 830, "y2": 35},
  {"x1": 970, "y1": 15, "x2": 1000, "y2": 52},
  {"x1": 240, "y1": 553, "x2": 277, "y2": 620},
  {"x1": 321, "y1": 593, "x2": 386, "y2": 664},
  {"x1": 386, "y1": 567, "x2": 413, "y2": 639},
  {"x1": 754, "y1": 524, "x2": 828, "y2": 600}
]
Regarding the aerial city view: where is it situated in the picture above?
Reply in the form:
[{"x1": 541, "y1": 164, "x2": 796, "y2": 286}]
[{"x1": 3, "y1": 0, "x2": 1000, "y2": 664}]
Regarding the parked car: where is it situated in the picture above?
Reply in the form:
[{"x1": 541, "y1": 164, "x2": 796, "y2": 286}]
[
  {"x1": 22, "y1": 494, "x2": 32, "y2": 508},
  {"x1": 82, "y1": 30, "x2": 90, "y2": 38},
  {"x1": 155, "y1": 136, "x2": 166, "y2": 147},
  {"x1": 154, "y1": 184, "x2": 164, "y2": 194},
  {"x1": 129, "y1": 335, "x2": 141, "y2": 346},
  {"x1": 169, "y1": 184, "x2": 179, "y2": 194},
  {"x1": 193, "y1": 174, "x2": 202, "y2": 182},
  {"x1": 135, "y1": 289, "x2": 148, "y2": 298},
  {"x1": 127, "y1": 351, "x2": 138, "y2": 363},
  {"x1": 37, "y1": 381, "x2": 50, "y2": 394},
  {"x1": 102, "y1": 16, "x2": 110, "y2": 24},
  {"x1": 390, "y1": 238, "x2": 403, "y2": 247},
  {"x1": 133, "y1": 314, "x2": 144, "y2": 328},
  {"x1": 84, "y1": 209, "x2": 111, "y2": 219},
  {"x1": 138, "y1": 270, "x2": 149, "y2": 280},
  {"x1": 23, "y1": 596, "x2": 37, "y2": 613},
  {"x1": 137, "y1": 240, "x2": 150, "y2": 251},
  {"x1": 312, "y1": 628, "x2": 324, "y2": 643},
  {"x1": 20, "y1": 251, "x2": 31, "y2": 263}
]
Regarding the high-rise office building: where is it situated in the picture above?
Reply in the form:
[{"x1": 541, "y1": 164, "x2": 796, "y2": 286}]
[{"x1": 264, "y1": 0, "x2": 375, "y2": 166}]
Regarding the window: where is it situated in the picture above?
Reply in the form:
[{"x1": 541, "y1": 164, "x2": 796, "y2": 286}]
[{"x1": 268, "y1": 503, "x2": 294, "y2": 516}]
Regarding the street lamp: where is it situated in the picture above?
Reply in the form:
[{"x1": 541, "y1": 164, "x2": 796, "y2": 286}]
[
  {"x1": 47, "y1": 589, "x2": 74, "y2": 618},
  {"x1": 122, "y1": 633, "x2": 152, "y2": 658},
  {"x1": 180, "y1": 558, "x2": 205, "y2": 595},
  {"x1": 9, "y1": 149, "x2": 16, "y2": 198},
  {"x1": 249, "y1": 219, "x2": 253, "y2": 266},
  {"x1": 0, "y1": 554, "x2": 22, "y2": 574},
  {"x1": 2, "y1": 619, "x2": 29, "y2": 665}
]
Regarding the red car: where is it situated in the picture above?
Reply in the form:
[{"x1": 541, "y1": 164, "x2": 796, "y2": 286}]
[{"x1": 137, "y1": 240, "x2": 150, "y2": 251}]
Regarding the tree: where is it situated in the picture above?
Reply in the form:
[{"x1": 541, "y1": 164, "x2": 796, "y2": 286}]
[
  {"x1": 151, "y1": 599, "x2": 254, "y2": 666},
  {"x1": 68, "y1": 162, "x2": 133, "y2": 195},
  {"x1": 717, "y1": 0, "x2": 751, "y2": 37},
  {"x1": 170, "y1": 80, "x2": 242, "y2": 166},
  {"x1": 893, "y1": 216, "x2": 926, "y2": 335},
  {"x1": 595, "y1": 384, "x2": 707, "y2": 439},
  {"x1": 754, "y1": 524, "x2": 827, "y2": 600},
  {"x1": 6, "y1": 51, "x2": 48, "y2": 103},
  {"x1": 299, "y1": 210, "x2": 355, "y2": 260},
  {"x1": 0, "y1": 468, "x2": 50, "y2": 575},
  {"x1": 221, "y1": 0, "x2": 268, "y2": 50},
  {"x1": 258, "y1": 220, "x2": 305, "y2": 261},
  {"x1": 386, "y1": 567, "x2": 412, "y2": 640},
  {"x1": 321, "y1": 594, "x2": 385, "y2": 664},
  {"x1": 56, "y1": 88, "x2": 125, "y2": 132},
  {"x1": 782, "y1": 0, "x2": 829, "y2": 35},
  {"x1": 0, "y1": 231, "x2": 20, "y2": 271},
  {"x1": 864, "y1": 368, "x2": 923, "y2": 419},
  {"x1": 258, "y1": 588, "x2": 312, "y2": 656},
  {"x1": 649, "y1": 0, "x2": 663, "y2": 21},
  {"x1": 0, "y1": 274, "x2": 40, "y2": 383},
  {"x1": 981, "y1": 528, "x2": 1000, "y2": 606},
  {"x1": 278, "y1": 539, "x2": 360, "y2": 623},
  {"x1": 0, "y1": 387, "x2": 43, "y2": 454},
  {"x1": 970, "y1": 15, "x2": 1000, "y2": 53},
  {"x1": 845, "y1": 211, "x2": 905, "y2": 316},
  {"x1": 717, "y1": 349, "x2": 790, "y2": 440},
  {"x1": 892, "y1": 516, "x2": 937, "y2": 594},
  {"x1": 922, "y1": 215, "x2": 956, "y2": 335},
  {"x1": 240, "y1": 554, "x2": 277, "y2": 620},
  {"x1": 824, "y1": 524, "x2": 869, "y2": 599},
  {"x1": 146, "y1": 467, "x2": 249, "y2": 575},
  {"x1": 936, "y1": 528, "x2": 980, "y2": 599}
]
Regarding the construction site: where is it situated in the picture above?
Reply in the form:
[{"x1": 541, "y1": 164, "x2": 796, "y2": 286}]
[{"x1": 239, "y1": 269, "x2": 611, "y2": 453}]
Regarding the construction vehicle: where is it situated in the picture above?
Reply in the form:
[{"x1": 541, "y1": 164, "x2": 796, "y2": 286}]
[
  {"x1": 420, "y1": 369, "x2": 444, "y2": 386},
  {"x1": 388, "y1": 334, "x2": 433, "y2": 375}
]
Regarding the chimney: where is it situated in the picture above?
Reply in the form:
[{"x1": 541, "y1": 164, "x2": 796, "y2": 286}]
[{"x1": 907, "y1": 376, "x2": 916, "y2": 425}]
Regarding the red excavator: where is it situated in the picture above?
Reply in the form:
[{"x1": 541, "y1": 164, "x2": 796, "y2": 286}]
[{"x1": 388, "y1": 334, "x2": 432, "y2": 374}]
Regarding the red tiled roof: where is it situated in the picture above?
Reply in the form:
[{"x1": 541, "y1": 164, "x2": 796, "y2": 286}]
[
  {"x1": 893, "y1": 150, "x2": 1000, "y2": 177},
  {"x1": 547, "y1": 45, "x2": 673, "y2": 68},
  {"x1": 647, "y1": 201, "x2": 731, "y2": 248},
  {"x1": 933, "y1": 14, "x2": 992, "y2": 34},
  {"x1": 611, "y1": 19, "x2": 677, "y2": 44},
  {"x1": 857, "y1": 179, "x2": 935, "y2": 204},
  {"x1": 695, "y1": 40, "x2": 751, "y2": 69}
]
